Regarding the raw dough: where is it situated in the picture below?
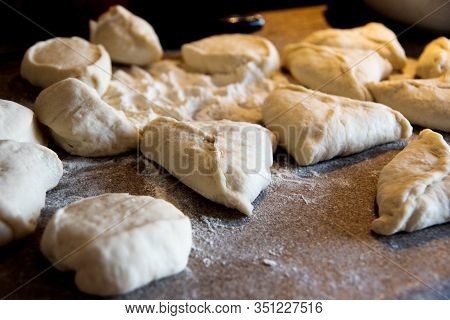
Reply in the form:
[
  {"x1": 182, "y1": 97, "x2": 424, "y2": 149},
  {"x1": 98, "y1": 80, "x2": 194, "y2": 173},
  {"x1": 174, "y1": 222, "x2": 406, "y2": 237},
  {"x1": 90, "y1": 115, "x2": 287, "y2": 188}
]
[
  {"x1": 34, "y1": 78, "x2": 138, "y2": 157},
  {"x1": 303, "y1": 22, "x2": 406, "y2": 70},
  {"x1": 181, "y1": 34, "x2": 280, "y2": 76},
  {"x1": 140, "y1": 117, "x2": 276, "y2": 215},
  {"x1": 416, "y1": 37, "x2": 450, "y2": 79},
  {"x1": 103, "y1": 60, "x2": 285, "y2": 128},
  {"x1": 388, "y1": 58, "x2": 417, "y2": 81},
  {"x1": 262, "y1": 84, "x2": 412, "y2": 166},
  {"x1": 0, "y1": 99, "x2": 46, "y2": 145},
  {"x1": 373, "y1": 129, "x2": 450, "y2": 235},
  {"x1": 367, "y1": 77, "x2": 450, "y2": 132},
  {"x1": 0, "y1": 140, "x2": 63, "y2": 246},
  {"x1": 21, "y1": 37, "x2": 111, "y2": 95},
  {"x1": 90, "y1": 5, "x2": 163, "y2": 66},
  {"x1": 282, "y1": 43, "x2": 392, "y2": 100},
  {"x1": 40, "y1": 193, "x2": 191, "y2": 296}
]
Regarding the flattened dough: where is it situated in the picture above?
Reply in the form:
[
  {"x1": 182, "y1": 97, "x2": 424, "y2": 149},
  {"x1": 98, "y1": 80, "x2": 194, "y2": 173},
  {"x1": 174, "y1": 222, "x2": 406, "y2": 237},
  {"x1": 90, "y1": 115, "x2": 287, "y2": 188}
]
[
  {"x1": 0, "y1": 140, "x2": 63, "y2": 246},
  {"x1": 181, "y1": 34, "x2": 280, "y2": 76},
  {"x1": 416, "y1": 37, "x2": 450, "y2": 79},
  {"x1": 34, "y1": 78, "x2": 137, "y2": 157},
  {"x1": 373, "y1": 129, "x2": 450, "y2": 235},
  {"x1": 262, "y1": 85, "x2": 412, "y2": 166},
  {"x1": 367, "y1": 77, "x2": 450, "y2": 132},
  {"x1": 90, "y1": 5, "x2": 163, "y2": 66},
  {"x1": 282, "y1": 43, "x2": 392, "y2": 100},
  {"x1": 0, "y1": 99, "x2": 46, "y2": 145},
  {"x1": 21, "y1": 37, "x2": 111, "y2": 95},
  {"x1": 303, "y1": 22, "x2": 406, "y2": 70},
  {"x1": 41, "y1": 193, "x2": 191, "y2": 296},
  {"x1": 140, "y1": 117, "x2": 276, "y2": 215}
]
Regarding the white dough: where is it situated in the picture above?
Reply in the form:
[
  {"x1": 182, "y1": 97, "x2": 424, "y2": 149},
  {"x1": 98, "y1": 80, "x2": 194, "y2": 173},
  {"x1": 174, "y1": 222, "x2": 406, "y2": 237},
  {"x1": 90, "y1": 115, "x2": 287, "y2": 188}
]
[
  {"x1": 373, "y1": 129, "x2": 450, "y2": 235},
  {"x1": 181, "y1": 34, "x2": 280, "y2": 76},
  {"x1": 34, "y1": 78, "x2": 138, "y2": 157},
  {"x1": 21, "y1": 37, "x2": 112, "y2": 95},
  {"x1": 367, "y1": 77, "x2": 450, "y2": 132},
  {"x1": 140, "y1": 117, "x2": 276, "y2": 215},
  {"x1": 90, "y1": 5, "x2": 163, "y2": 66},
  {"x1": 282, "y1": 43, "x2": 392, "y2": 100},
  {"x1": 303, "y1": 22, "x2": 406, "y2": 70},
  {"x1": 0, "y1": 99, "x2": 46, "y2": 145},
  {"x1": 103, "y1": 60, "x2": 285, "y2": 128},
  {"x1": 416, "y1": 37, "x2": 450, "y2": 79},
  {"x1": 0, "y1": 140, "x2": 63, "y2": 246},
  {"x1": 262, "y1": 85, "x2": 412, "y2": 166},
  {"x1": 41, "y1": 193, "x2": 191, "y2": 296}
]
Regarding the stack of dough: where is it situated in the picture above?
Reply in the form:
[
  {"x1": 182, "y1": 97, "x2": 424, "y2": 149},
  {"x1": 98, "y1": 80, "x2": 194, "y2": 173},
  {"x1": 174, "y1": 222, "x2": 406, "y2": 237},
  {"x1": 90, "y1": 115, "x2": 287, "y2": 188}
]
[
  {"x1": 282, "y1": 43, "x2": 392, "y2": 100},
  {"x1": 21, "y1": 37, "x2": 111, "y2": 95},
  {"x1": 262, "y1": 85, "x2": 412, "y2": 166},
  {"x1": 416, "y1": 37, "x2": 450, "y2": 79},
  {"x1": 302, "y1": 22, "x2": 406, "y2": 70},
  {"x1": 140, "y1": 117, "x2": 276, "y2": 215},
  {"x1": 90, "y1": 5, "x2": 163, "y2": 66}
]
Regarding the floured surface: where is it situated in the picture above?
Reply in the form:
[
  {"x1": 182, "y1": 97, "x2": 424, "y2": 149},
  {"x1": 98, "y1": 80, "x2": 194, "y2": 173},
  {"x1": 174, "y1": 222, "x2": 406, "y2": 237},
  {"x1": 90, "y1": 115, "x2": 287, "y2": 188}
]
[{"x1": 1, "y1": 5, "x2": 450, "y2": 300}]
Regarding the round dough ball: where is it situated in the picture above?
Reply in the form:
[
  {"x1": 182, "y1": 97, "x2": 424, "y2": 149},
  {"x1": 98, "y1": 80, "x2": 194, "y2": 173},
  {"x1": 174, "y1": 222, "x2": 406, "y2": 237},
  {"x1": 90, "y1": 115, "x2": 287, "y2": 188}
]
[
  {"x1": 41, "y1": 193, "x2": 192, "y2": 296},
  {"x1": 90, "y1": 5, "x2": 163, "y2": 66},
  {"x1": 34, "y1": 78, "x2": 138, "y2": 157},
  {"x1": 0, "y1": 99, "x2": 46, "y2": 145},
  {"x1": 416, "y1": 37, "x2": 450, "y2": 79},
  {"x1": 21, "y1": 37, "x2": 112, "y2": 95},
  {"x1": 181, "y1": 34, "x2": 280, "y2": 76}
]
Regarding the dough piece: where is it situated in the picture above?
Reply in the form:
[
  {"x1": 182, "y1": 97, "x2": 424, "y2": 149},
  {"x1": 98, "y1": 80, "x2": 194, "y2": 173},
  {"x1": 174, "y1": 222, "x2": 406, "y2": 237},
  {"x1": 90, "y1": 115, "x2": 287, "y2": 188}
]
[
  {"x1": 181, "y1": 34, "x2": 280, "y2": 76},
  {"x1": 303, "y1": 22, "x2": 406, "y2": 70},
  {"x1": 140, "y1": 117, "x2": 276, "y2": 215},
  {"x1": 0, "y1": 140, "x2": 63, "y2": 246},
  {"x1": 90, "y1": 5, "x2": 163, "y2": 66},
  {"x1": 41, "y1": 193, "x2": 191, "y2": 296},
  {"x1": 282, "y1": 43, "x2": 392, "y2": 100},
  {"x1": 262, "y1": 85, "x2": 412, "y2": 166},
  {"x1": 416, "y1": 37, "x2": 450, "y2": 79},
  {"x1": 21, "y1": 37, "x2": 111, "y2": 95},
  {"x1": 0, "y1": 99, "x2": 46, "y2": 145},
  {"x1": 367, "y1": 77, "x2": 450, "y2": 132},
  {"x1": 388, "y1": 58, "x2": 417, "y2": 81},
  {"x1": 373, "y1": 129, "x2": 450, "y2": 235},
  {"x1": 34, "y1": 78, "x2": 138, "y2": 157}
]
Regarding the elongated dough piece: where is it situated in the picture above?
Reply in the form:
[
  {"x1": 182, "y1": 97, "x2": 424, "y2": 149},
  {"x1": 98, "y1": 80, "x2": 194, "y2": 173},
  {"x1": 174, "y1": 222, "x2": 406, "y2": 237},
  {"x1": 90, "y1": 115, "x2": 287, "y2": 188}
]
[
  {"x1": 0, "y1": 140, "x2": 63, "y2": 246},
  {"x1": 140, "y1": 117, "x2": 276, "y2": 215},
  {"x1": 367, "y1": 77, "x2": 450, "y2": 132},
  {"x1": 34, "y1": 78, "x2": 138, "y2": 157},
  {"x1": 416, "y1": 37, "x2": 450, "y2": 79},
  {"x1": 262, "y1": 85, "x2": 412, "y2": 166},
  {"x1": 90, "y1": 5, "x2": 163, "y2": 66},
  {"x1": 21, "y1": 37, "x2": 111, "y2": 96},
  {"x1": 373, "y1": 129, "x2": 450, "y2": 235},
  {"x1": 0, "y1": 99, "x2": 46, "y2": 145},
  {"x1": 41, "y1": 193, "x2": 191, "y2": 296},
  {"x1": 181, "y1": 34, "x2": 280, "y2": 76},
  {"x1": 282, "y1": 43, "x2": 392, "y2": 100},
  {"x1": 303, "y1": 22, "x2": 406, "y2": 70}
]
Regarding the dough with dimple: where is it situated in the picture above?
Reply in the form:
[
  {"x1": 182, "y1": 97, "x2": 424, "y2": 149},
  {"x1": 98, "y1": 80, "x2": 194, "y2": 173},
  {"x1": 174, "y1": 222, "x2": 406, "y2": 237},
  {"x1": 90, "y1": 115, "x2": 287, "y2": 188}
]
[
  {"x1": 0, "y1": 99, "x2": 46, "y2": 145},
  {"x1": 41, "y1": 193, "x2": 191, "y2": 296},
  {"x1": 373, "y1": 129, "x2": 450, "y2": 235},
  {"x1": 282, "y1": 43, "x2": 392, "y2": 100},
  {"x1": 181, "y1": 34, "x2": 280, "y2": 76},
  {"x1": 262, "y1": 84, "x2": 412, "y2": 166},
  {"x1": 303, "y1": 22, "x2": 406, "y2": 70},
  {"x1": 367, "y1": 77, "x2": 450, "y2": 132},
  {"x1": 140, "y1": 117, "x2": 276, "y2": 215},
  {"x1": 34, "y1": 78, "x2": 137, "y2": 157},
  {"x1": 21, "y1": 37, "x2": 111, "y2": 95},
  {"x1": 90, "y1": 5, "x2": 163, "y2": 66},
  {"x1": 416, "y1": 37, "x2": 450, "y2": 79},
  {"x1": 0, "y1": 140, "x2": 63, "y2": 246}
]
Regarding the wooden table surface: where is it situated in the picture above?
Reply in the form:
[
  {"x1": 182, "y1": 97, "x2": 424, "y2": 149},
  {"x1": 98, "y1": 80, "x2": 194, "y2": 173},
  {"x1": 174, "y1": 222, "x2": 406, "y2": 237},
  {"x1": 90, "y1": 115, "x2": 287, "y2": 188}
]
[{"x1": 0, "y1": 5, "x2": 449, "y2": 300}]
